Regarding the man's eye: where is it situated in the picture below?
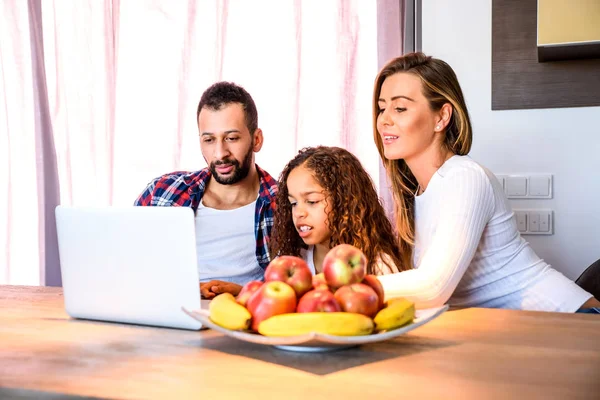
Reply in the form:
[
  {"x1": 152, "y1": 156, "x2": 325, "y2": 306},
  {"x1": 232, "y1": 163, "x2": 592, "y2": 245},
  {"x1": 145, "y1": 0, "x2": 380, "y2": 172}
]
[
  {"x1": 203, "y1": 138, "x2": 213, "y2": 143},
  {"x1": 226, "y1": 137, "x2": 239, "y2": 142}
]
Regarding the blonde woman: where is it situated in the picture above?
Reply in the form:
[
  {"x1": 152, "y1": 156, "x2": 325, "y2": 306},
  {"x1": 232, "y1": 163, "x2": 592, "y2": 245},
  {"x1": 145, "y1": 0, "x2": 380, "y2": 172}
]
[{"x1": 373, "y1": 52, "x2": 599, "y2": 313}]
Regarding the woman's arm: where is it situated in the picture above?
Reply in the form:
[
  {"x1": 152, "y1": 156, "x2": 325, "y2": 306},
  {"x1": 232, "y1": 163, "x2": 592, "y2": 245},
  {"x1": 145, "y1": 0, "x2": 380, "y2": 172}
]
[{"x1": 378, "y1": 166, "x2": 495, "y2": 308}]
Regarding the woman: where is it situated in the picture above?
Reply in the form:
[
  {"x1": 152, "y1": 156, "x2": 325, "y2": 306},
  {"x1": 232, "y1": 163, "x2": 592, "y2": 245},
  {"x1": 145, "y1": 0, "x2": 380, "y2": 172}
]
[{"x1": 373, "y1": 52, "x2": 599, "y2": 312}]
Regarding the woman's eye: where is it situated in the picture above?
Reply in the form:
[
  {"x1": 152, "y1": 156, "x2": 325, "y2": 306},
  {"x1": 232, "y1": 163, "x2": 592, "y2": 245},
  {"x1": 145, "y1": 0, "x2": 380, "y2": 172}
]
[
  {"x1": 307, "y1": 200, "x2": 318, "y2": 205},
  {"x1": 395, "y1": 107, "x2": 406, "y2": 113}
]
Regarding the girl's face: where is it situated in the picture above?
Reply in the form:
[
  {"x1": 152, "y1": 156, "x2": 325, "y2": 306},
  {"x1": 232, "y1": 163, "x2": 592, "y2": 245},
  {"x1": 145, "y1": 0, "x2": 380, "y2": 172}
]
[
  {"x1": 286, "y1": 164, "x2": 331, "y2": 248},
  {"x1": 376, "y1": 72, "x2": 442, "y2": 163}
]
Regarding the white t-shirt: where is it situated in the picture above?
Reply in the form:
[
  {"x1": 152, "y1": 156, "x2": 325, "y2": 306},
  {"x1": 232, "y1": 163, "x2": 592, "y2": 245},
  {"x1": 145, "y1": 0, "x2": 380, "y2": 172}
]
[
  {"x1": 301, "y1": 246, "x2": 317, "y2": 274},
  {"x1": 377, "y1": 155, "x2": 592, "y2": 312},
  {"x1": 195, "y1": 198, "x2": 264, "y2": 285}
]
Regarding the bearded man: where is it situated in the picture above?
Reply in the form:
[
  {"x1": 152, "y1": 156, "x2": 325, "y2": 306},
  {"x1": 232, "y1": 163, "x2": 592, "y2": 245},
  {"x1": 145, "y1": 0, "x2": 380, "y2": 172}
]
[{"x1": 135, "y1": 82, "x2": 277, "y2": 299}]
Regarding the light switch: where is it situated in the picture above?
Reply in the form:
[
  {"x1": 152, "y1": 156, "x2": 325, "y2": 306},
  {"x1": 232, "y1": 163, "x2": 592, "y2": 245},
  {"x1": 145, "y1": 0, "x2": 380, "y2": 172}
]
[
  {"x1": 539, "y1": 211, "x2": 550, "y2": 232},
  {"x1": 514, "y1": 209, "x2": 553, "y2": 235},
  {"x1": 529, "y1": 175, "x2": 551, "y2": 197},
  {"x1": 506, "y1": 176, "x2": 527, "y2": 196},
  {"x1": 515, "y1": 211, "x2": 527, "y2": 232},
  {"x1": 495, "y1": 175, "x2": 506, "y2": 190},
  {"x1": 529, "y1": 213, "x2": 540, "y2": 232}
]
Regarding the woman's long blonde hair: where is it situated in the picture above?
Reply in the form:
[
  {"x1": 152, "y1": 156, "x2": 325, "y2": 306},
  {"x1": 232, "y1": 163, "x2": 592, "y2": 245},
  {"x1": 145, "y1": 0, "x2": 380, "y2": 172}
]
[{"x1": 372, "y1": 52, "x2": 473, "y2": 269}]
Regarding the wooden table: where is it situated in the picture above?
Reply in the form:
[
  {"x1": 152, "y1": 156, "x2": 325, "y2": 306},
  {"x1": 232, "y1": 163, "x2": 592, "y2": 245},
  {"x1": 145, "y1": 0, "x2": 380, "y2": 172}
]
[{"x1": 1, "y1": 285, "x2": 599, "y2": 399}]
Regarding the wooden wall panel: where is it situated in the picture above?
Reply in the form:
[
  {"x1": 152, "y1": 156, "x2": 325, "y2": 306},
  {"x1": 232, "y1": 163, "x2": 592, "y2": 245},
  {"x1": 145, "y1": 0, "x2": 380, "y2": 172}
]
[{"x1": 492, "y1": 0, "x2": 600, "y2": 110}]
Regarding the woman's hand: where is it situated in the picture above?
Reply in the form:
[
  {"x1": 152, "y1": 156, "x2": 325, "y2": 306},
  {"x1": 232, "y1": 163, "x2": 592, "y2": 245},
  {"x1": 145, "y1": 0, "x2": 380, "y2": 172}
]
[{"x1": 580, "y1": 297, "x2": 600, "y2": 309}]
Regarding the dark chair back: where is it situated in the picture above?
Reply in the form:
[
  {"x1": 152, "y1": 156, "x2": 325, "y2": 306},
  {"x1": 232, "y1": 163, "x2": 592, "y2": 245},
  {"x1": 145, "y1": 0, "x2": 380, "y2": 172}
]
[{"x1": 576, "y1": 259, "x2": 600, "y2": 300}]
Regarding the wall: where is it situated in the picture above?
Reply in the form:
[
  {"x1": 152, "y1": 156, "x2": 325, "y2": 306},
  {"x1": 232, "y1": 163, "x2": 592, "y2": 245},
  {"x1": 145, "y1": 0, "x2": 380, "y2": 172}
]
[{"x1": 421, "y1": 0, "x2": 600, "y2": 279}]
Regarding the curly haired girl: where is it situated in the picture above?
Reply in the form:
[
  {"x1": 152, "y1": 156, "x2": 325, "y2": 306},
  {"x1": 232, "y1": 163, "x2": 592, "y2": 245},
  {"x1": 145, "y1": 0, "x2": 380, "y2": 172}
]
[{"x1": 270, "y1": 146, "x2": 406, "y2": 275}]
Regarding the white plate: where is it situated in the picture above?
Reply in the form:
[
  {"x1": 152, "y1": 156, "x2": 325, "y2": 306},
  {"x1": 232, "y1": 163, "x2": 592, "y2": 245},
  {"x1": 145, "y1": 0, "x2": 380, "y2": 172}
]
[{"x1": 182, "y1": 305, "x2": 449, "y2": 352}]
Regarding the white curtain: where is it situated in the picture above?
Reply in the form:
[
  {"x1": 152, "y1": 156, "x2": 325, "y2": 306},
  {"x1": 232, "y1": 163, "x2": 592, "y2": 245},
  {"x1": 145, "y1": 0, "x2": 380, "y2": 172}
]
[{"x1": 1, "y1": 0, "x2": 404, "y2": 286}]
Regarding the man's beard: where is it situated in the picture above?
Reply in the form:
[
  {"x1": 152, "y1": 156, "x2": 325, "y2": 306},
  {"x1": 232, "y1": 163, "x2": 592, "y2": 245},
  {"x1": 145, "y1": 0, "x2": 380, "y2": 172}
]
[{"x1": 209, "y1": 146, "x2": 254, "y2": 185}]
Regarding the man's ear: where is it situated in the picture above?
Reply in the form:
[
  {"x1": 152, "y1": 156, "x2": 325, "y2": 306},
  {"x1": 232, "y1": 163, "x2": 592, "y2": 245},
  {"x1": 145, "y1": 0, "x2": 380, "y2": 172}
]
[{"x1": 252, "y1": 128, "x2": 264, "y2": 152}]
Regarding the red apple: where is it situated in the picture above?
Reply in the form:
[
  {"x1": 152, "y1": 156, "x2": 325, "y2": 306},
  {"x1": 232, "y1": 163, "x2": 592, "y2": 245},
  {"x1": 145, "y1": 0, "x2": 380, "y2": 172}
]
[
  {"x1": 312, "y1": 273, "x2": 329, "y2": 291},
  {"x1": 334, "y1": 283, "x2": 379, "y2": 318},
  {"x1": 264, "y1": 256, "x2": 312, "y2": 298},
  {"x1": 322, "y1": 244, "x2": 367, "y2": 288},
  {"x1": 236, "y1": 280, "x2": 263, "y2": 306},
  {"x1": 362, "y1": 274, "x2": 385, "y2": 310},
  {"x1": 246, "y1": 281, "x2": 297, "y2": 331},
  {"x1": 297, "y1": 289, "x2": 341, "y2": 313}
]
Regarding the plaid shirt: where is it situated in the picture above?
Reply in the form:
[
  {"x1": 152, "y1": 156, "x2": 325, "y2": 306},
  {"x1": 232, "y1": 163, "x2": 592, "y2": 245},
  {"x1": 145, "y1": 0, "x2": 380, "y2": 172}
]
[{"x1": 134, "y1": 165, "x2": 278, "y2": 270}]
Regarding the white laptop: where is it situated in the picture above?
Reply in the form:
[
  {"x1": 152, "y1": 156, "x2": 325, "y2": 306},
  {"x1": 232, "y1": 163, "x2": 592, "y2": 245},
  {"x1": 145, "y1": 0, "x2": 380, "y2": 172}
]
[{"x1": 55, "y1": 205, "x2": 208, "y2": 330}]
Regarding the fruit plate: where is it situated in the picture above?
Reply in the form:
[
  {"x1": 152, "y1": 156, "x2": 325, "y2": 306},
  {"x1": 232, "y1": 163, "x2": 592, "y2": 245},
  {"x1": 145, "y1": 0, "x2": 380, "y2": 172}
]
[{"x1": 181, "y1": 305, "x2": 449, "y2": 352}]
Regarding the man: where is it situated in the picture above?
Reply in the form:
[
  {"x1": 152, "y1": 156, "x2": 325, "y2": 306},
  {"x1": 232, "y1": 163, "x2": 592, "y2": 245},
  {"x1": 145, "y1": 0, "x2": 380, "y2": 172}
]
[{"x1": 135, "y1": 82, "x2": 278, "y2": 299}]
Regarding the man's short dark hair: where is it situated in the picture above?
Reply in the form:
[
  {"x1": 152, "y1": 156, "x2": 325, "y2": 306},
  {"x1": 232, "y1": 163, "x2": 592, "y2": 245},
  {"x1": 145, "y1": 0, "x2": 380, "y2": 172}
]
[{"x1": 196, "y1": 82, "x2": 258, "y2": 134}]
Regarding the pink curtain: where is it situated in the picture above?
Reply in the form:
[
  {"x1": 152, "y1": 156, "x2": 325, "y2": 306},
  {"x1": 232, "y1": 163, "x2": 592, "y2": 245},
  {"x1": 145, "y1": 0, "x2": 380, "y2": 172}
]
[
  {"x1": 1, "y1": 0, "x2": 404, "y2": 286},
  {"x1": 377, "y1": 0, "x2": 406, "y2": 221}
]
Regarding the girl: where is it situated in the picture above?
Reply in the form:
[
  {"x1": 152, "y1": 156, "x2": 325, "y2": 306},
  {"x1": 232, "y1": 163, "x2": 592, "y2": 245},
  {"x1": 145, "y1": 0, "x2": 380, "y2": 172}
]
[
  {"x1": 373, "y1": 52, "x2": 599, "y2": 312},
  {"x1": 270, "y1": 146, "x2": 405, "y2": 275}
]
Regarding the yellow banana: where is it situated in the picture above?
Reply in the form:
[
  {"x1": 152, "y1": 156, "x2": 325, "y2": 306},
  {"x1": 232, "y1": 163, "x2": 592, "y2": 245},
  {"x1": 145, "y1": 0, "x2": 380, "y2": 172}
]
[
  {"x1": 373, "y1": 298, "x2": 415, "y2": 332},
  {"x1": 209, "y1": 293, "x2": 252, "y2": 331},
  {"x1": 258, "y1": 312, "x2": 374, "y2": 337}
]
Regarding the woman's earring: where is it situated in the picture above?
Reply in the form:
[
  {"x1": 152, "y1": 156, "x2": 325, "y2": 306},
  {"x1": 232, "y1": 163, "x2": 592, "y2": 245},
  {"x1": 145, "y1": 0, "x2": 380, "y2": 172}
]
[{"x1": 436, "y1": 125, "x2": 441, "y2": 131}]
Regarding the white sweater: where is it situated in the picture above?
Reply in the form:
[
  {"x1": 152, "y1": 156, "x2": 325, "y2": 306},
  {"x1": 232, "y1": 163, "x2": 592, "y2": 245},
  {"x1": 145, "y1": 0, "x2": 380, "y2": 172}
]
[{"x1": 378, "y1": 156, "x2": 592, "y2": 312}]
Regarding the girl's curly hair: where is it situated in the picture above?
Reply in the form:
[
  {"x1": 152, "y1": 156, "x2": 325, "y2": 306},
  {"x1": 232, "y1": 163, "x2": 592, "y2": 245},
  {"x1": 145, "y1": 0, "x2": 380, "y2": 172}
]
[{"x1": 270, "y1": 146, "x2": 408, "y2": 275}]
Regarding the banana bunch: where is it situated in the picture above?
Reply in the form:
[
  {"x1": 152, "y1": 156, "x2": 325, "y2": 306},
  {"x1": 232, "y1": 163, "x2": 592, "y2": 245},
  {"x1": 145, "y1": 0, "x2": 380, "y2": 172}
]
[
  {"x1": 258, "y1": 312, "x2": 374, "y2": 337},
  {"x1": 207, "y1": 292, "x2": 415, "y2": 336},
  {"x1": 373, "y1": 297, "x2": 415, "y2": 332},
  {"x1": 208, "y1": 293, "x2": 252, "y2": 330}
]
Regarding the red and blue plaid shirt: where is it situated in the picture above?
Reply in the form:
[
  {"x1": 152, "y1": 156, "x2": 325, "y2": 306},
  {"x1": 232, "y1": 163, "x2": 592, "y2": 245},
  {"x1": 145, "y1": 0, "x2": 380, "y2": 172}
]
[{"x1": 134, "y1": 165, "x2": 278, "y2": 270}]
